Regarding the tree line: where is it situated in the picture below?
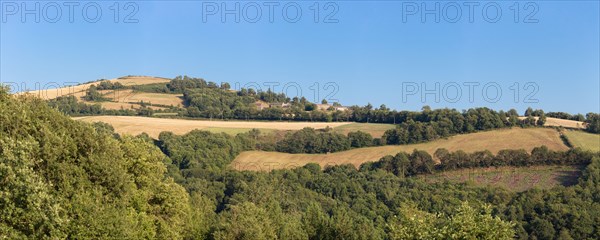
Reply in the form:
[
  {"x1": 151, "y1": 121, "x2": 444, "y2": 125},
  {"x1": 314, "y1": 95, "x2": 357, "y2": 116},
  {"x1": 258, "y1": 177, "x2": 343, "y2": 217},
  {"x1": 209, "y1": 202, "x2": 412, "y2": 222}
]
[{"x1": 361, "y1": 147, "x2": 597, "y2": 177}]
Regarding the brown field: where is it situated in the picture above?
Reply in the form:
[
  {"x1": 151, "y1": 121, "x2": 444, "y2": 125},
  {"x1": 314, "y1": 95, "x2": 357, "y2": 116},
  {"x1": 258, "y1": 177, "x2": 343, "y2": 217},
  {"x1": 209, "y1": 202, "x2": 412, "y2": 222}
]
[
  {"x1": 74, "y1": 116, "x2": 352, "y2": 138},
  {"x1": 231, "y1": 128, "x2": 569, "y2": 171},
  {"x1": 545, "y1": 117, "x2": 586, "y2": 129},
  {"x1": 419, "y1": 165, "x2": 584, "y2": 192},
  {"x1": 519, "y1": 116, "x2": 586, "y2": 129},
  {"x1": 20, "y1": 76, "x2": 170, "y2": 100}
]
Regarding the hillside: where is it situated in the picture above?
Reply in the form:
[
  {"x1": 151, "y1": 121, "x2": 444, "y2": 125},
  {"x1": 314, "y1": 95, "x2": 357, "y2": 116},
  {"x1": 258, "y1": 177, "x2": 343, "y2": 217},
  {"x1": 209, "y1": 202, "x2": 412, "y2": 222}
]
[
  {"x1": 21, "y1": 76, "x2": 179, "y2": 110},
  {"x1": 5, "y1": 84, "x2": 600, "y2": 239},
  {"x1": 22, "y1": 76, "x2": 170, "y2": 100},
  {"x1": 231, "y1": 128, "x2": 569, "y2": 171}
]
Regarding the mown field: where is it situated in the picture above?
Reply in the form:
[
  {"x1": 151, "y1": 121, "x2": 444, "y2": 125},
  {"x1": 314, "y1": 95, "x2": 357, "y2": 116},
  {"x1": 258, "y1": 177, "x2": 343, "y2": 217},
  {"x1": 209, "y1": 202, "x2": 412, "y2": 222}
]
[
  {"x1": 231, "y1": 128, "x2": 569, "y2": 171},
  {"x1": 418, "y1": 165, "x2": 584, "y2": 192},
  {"x1": 74, "y1": 116, "x2": 352, "y2": 138},
  {"x1": 564, "y1": 130, "x2": 600, "y2": 152}
]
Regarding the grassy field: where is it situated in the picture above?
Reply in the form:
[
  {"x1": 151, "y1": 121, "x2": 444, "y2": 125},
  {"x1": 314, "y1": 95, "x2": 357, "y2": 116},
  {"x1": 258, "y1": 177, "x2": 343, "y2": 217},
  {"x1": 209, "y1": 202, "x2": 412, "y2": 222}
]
[
  {"x1": 333, "y1": 123, "x2": 396, "y2": 138},
  {"x1": 74, "y1": 116, "x2": 352, "y2": 138},
  {"x1": 418, "y1": 165, "x2": 584, "y2": 192},
  {"x1": 564, "y1": 130, "x2": 600, "y2": 152},
  {"x1": 231, "y1": 128, "x2": 569, "y2": 171}
]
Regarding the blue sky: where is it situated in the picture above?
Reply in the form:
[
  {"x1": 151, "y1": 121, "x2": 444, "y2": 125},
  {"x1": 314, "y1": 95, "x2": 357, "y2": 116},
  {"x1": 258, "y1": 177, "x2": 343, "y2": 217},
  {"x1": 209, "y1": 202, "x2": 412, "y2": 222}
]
[{"x1": 1, "y1": 1, "x2": 598, "y2": 114}]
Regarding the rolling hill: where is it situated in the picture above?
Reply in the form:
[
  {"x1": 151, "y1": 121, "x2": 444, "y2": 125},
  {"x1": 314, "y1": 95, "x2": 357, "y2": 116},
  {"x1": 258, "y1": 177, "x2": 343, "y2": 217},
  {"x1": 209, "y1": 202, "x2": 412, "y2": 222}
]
[
  {"x1": 21, "y1": 76, "x2": 170, "y2": 99},
  {"x1": 21, "y1": 76, "x2": 181, "y2": 110},
  {"x1": 231, "y1": 128, "x2": 569, "y2": 171}
]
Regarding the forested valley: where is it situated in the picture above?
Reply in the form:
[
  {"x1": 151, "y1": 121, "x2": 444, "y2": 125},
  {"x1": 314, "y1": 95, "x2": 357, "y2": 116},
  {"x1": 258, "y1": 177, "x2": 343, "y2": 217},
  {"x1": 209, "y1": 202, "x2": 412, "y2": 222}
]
[{"x1": 3, "y1": 85, "x2": 600, "y2": 239}]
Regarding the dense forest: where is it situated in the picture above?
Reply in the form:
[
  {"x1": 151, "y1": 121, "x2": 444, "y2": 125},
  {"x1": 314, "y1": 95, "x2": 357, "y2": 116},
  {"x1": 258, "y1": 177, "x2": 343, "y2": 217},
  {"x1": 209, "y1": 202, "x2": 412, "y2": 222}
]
[
  {"x1": 5, "y1": 84, "x2": 600, "y2": 239},
  {"x1": 46, "y1": 76, "x2": 600, "y2": 134},
  {"x1": 1, "y1": 87, "x2": 193, "y2": 238},
  {"x1": 155, "y1": 128, "x2": 600, "y2": 239}
]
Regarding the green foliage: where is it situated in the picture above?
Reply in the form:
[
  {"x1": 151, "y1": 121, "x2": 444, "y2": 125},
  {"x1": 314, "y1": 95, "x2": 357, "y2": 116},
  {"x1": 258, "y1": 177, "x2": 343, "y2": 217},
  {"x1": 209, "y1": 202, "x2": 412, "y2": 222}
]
[
  {"x1": 183, "y1": 87, "x2": 257, "y2": 119},
  {"x1": 158, "y1": 130, "x2": 253, "y2": 173},
  {"x1": 348, "y1": 131, "x2": 374, "y2": 148},
  {"x1": 48, "y1": 95, "x2": 137, "y2": 116},
  {"x1": 585, "y1": 113, "x2": 600, "y2": 133},
  {"x1": 275, "y1": 127, "x2": 351, "y2": 153},
  {"x1": 83, "y1": 84, "x2": 108, "y2": 101},
  {"x1": 96, "y1": 81, "x2": 124, "y2": 90},
  {"x1": 151, "y1": 118, "x2": 599, "y2": 240},
  {"x1": 381, "y1": 108, "x2": 520, "y2": 145},
  {"x1": 537, "y1": 113, "x2": 547, "y2": 126},
  {"x1": 366, "y1": 147, "x2": 597, "y2": 177},
  {"x1": 213, "y1": 202, "x2": 278, "y2": 239},
  {"x1": 7, "y1": 82, "x2": 600, "y2": 239},
  {"x1": 388, "y1": 202, "x2": 515, "y2": 240},
  {"x1": 0, "y1": 87, "x2": 194, "y2": 238}
]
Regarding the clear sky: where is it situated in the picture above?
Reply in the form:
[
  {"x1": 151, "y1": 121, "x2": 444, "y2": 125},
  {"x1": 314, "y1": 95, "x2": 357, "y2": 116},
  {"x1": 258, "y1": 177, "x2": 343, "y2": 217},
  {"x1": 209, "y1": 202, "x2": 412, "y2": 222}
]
[{"x1": 1, "y1": 1, "x2": 598, "y2": 114}]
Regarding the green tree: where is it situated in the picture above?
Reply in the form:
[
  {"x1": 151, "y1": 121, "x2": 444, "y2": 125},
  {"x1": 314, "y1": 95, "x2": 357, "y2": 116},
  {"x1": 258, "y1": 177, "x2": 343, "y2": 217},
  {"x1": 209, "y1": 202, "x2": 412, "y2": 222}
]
[
  {"x1": 213, "y1": 202, "x2": 277, "y2": 240},
  {"x1": 348, "y1": 131, "x2": 374, "y2": 148}
]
